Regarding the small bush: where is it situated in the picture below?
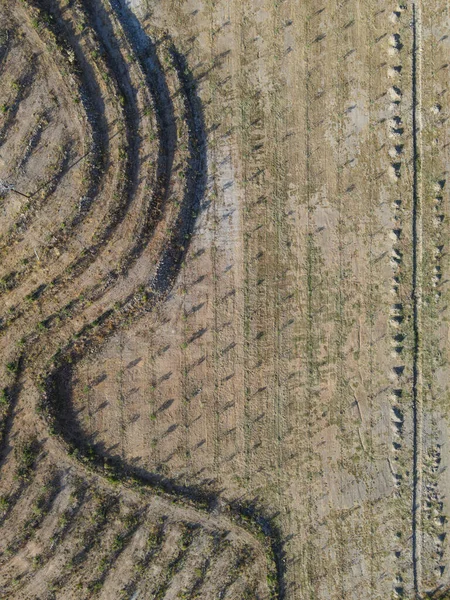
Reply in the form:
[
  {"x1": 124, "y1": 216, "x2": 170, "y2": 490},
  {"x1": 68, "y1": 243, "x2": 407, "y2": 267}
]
[
  {"x1": 0, "y1": 495, "x2": 9, "y2": 512},
  {"x1": 6, "y1": 361, "x2": 18, "y2": 374},
  {"x1": 0, "y1": 388, "x2": 9, "y2": 407},
  {"x1": 15, "y1": 438, "x2": 38, "y2": 480}
]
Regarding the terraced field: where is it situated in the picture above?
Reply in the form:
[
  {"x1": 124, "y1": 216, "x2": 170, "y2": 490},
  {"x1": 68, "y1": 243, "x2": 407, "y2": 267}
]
[
  {"x1": 0, "y1": 0, "x2": 450, "y2": 599},
  {"x1": 0, "y1": 1, "x2": 277, "y2": 598}
]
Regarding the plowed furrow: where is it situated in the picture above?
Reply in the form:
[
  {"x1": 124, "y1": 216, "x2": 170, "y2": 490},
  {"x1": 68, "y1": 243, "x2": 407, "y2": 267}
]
[{"x1": 0, "y1": 2, "x2": 280, "y2": 599}]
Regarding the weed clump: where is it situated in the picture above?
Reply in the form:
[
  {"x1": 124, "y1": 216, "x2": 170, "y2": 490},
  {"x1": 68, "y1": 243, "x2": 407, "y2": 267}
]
[{"x1": 15, "y1": 438, "x2": 38, "y2": 481}]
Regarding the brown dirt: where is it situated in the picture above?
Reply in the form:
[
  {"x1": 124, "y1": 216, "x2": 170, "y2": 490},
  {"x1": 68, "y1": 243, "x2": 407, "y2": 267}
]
[{"x1": 1, "y1": 0, "x2": 450, "y2": 599}]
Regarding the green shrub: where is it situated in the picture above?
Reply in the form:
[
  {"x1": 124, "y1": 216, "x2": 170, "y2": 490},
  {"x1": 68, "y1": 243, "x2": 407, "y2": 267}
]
[{"x1": 6, "y1": 361, "x2": 18, "y2": 374}]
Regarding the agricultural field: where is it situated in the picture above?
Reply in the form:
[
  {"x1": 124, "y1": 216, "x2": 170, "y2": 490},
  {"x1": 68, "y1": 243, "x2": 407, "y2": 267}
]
[{"x1": 0, "y1": 0, "x2": 449, "y2": 598}]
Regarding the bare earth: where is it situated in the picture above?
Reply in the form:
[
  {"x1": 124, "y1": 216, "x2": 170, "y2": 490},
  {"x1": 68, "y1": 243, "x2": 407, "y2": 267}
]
[{"x1": 0, "y1": 0, "x2": 449, "y2": 599}]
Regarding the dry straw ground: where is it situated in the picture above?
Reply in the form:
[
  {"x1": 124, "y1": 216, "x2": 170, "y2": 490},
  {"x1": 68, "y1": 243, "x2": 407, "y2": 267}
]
[{"x1": 0, "y1": 0, "x2": 449, "y2": 599}]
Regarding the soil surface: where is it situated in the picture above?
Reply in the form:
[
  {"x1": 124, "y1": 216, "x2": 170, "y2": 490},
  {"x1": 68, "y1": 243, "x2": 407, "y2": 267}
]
[{"x1": 0, "y1": 1, "x2": 449, "y2": 599}]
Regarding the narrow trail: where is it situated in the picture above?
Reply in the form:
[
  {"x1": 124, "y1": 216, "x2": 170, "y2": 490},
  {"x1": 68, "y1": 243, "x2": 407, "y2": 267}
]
[{"x1": 411, "y1": 1, "x2": 423, "y2": 596}]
